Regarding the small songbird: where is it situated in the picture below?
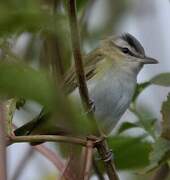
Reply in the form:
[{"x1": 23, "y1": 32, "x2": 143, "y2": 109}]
[{"x1": 14, "y1": 33, "x2": 158, "y2": 136}]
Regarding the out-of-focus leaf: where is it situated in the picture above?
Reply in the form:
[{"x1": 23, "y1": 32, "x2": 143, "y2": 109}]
[
  {"x1": 117, "y1": 121, "x2": 138, "y2": 134},
  {"x1": 132, "y1": 73, "x2": 170, "y2": 103},
  {"x1": 151, "y1": 73, "x2": 170, "y2": 87},
  {"x1": 77, "y1": 0, "x2": 88, "y2": 11},
  {"x1": 107, "y1": 135, "x2": 151, "y2": 170},
  {"x1": 0, "y1": 62, "x2": 55, "y2": 109},
  {"x1": 42, "y1": 173, "x2": 57, "y2": 180},
  {"x1": 0, "y1": 0, "x2": 70, "y2": 37},
  {"x1": 129, "y1": 108, "x2": 157, "y2": 139},
  {"x1": 161, "y1": 93, "x2": 170, "y2": 139},
  {"x1": 132, "y1": 82, "x2": 150, "y2": 102},
  {"x1": 144, "y1": 137, "x2": 170, "y2": 172},
  {"x1": 139, "y1": 117, "x2": 157, "y2": 139},
  {"x1": 0, "y1": 1, "x2": 48, "y2": 36},
  {"x1": 0, "y1": 62, "x2": 94, "y2": 137}
]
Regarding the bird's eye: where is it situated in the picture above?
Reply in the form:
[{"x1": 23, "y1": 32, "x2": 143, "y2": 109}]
[{"x1": 121, "y1": 47, "x2": 130, "y2": 54}]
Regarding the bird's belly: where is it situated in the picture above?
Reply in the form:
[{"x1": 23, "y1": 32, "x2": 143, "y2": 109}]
[{"x1": 88, "y1": 76, "x2": 136, "y2": 134}]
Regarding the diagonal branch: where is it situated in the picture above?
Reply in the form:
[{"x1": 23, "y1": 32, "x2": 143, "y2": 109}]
[
  {"x1": 67, "y1": 0, "x2": 92, "y2": 112},
  {"x1": 67, "y1": 1, "x2": 119, "y2": 180},
  {"x1": 152, "y1": 163, "x2": 170, "y2": 180},
  {"x1": 35, "y1": 145, "x2": 65, "y2": 174},
  {"x1": 11, "y1": 147, "x2": 34, "y2": 180}
]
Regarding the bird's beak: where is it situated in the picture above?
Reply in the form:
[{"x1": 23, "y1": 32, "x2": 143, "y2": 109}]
[{"x1": 138, "y1": 56, "x2": 159, "y2": 64}]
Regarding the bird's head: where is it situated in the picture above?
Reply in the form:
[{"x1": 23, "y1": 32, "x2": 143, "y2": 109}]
[{"x1": 100, "y1": 33, "x2": 158, "y2": 73}]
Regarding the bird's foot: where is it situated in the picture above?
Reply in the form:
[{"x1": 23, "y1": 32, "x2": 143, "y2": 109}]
[
  {"x1": 103, "y1": 149, "x2": 113, "y2": 162},
  {"x1": 89, "y1": 99, "x2": 95, "y2": 113},
  {"x1": 83, "y1": 99, "x2": 95, "y2": 116},
  {"x1": 94, "y1": 136, "x2": 114, "y2": 162}
]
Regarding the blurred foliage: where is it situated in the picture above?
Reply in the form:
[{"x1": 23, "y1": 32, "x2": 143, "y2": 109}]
[
  {"x1": 161, "y1": 93, "x2": 170, "y2": 139},
  {"x1": 0, "y1": 62, "x2": 93, "y2": 136},
  {"x1": 76, "y1": 0, "x2": 88, "y2": 11},
  {"x1": 107, "y1": 135, "x2": 151, "y2": 170},
  {"x1": 0, "y1": 0, "x2": 46, "y2": 36},
  {"x1": 41, "y1": 173, "x2": 58, "y2": 180},
  {"x1": 80, "y1": 0, "x2": 129, "y2": 49},
  {"x1": 0, "y1": 62, "x2": 55, "y2": 108},
  {"x1": 145, "y1": 137, "x2": 170, "y2": 172},
  {"x1": 0, "y1": 0, "x2": 170, "y2": 179},
  {"x1": 117, "y1": 121, "x2": 139, "y2": 134},
  {"x1": 142, "y1": 93, "x2": 170, "y2": 172},
  {"x1": 132, "y1": 82, "x2": 150, "y2": 103},
  {"x1": 151, "y1": 73, "x2": 170, "y2": 87}
]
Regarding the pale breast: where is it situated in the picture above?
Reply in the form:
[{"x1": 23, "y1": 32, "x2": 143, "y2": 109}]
[{"x1": 88, "y1": 69, "x2": 137, "y2": 134}]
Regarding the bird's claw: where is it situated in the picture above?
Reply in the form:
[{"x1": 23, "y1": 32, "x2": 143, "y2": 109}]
[
  {"x1": 83, "y1": 99, "x2": 95, "y2": 116},
  {"x1": 103, "y1": 149, "x2": 113, "y2": 162},
  {"x1": 88, "y1": 99, "x2": 95, "y2": 114},
  {"x1": 94, "y1": 149, "x2": 114, "y2": 162}
]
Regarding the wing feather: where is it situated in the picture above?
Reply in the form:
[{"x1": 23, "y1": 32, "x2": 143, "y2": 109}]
[{"x1": 63, "y1": 48, "x2": 104, "y2": 94}]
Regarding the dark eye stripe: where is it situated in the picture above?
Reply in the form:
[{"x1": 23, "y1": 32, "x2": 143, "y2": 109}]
[{"x1": 115, "y1": 45, "x2": 142, "y2": 59}]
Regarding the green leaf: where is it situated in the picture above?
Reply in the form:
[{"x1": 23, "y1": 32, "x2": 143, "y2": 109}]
[
  {"x1": 151, "y1": 73, "x2": 170, "y2": 87},
  {"x1": 117, "y1": 121, "x2": 138, "y2": 134},
  {"x1": 0, "y1": 62, "x2": 55, "y2": 109},
  {"x1": 0, "y1": 1, "x2": 48, "y2": 36},
  {"x1": 145, "y1": 137, "x2": 170, "y2": 172},
  {"x1": 132, "y1": 82, "x2": 150, "y2": 102},
  {"x1": 1, "y1": 62, "x2": 94, "y2": 137},
  {"x1": 130, "y1": 106, "x2": 157, "y2": 138},
  {"x1": 76, "y1": 0, "x2": 88, "y2": 10},
  {"x1": 107, "y1": 135, "x2": 151, "y2": 170},
  {"x1": 138, "y1": 117, "x2": 157, "y2": 139},
  {"x1": 161, "y1": 93, "x2": 170, "y2": 139}
]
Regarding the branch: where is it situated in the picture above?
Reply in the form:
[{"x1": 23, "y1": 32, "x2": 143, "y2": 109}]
[
  {"x1": 0, "y1": 102, "x2": 7, "y2": 180},
  {"x1": 67, "y1": 0, "x2": 92, "y2": 112},
  {"x1": 152, "y1": 163, "x2": 170, "y2": 180},
  {"x1": 67, "y1": 1, "x2": 119, "y2": 180},
  {"x1": 7, "y1": 135, "x2": 87, "y2": 147},
  {"x1": 35, "y1": 145, "x2": 65, "y2": 174},
  {"x1": 83, "y1": 140, "x2": 94, "y2": 180},
  {"x1": 11, "y1": 148, "x2": 34, "y2": 180}
]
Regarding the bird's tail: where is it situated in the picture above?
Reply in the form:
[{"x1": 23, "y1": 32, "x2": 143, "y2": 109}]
[{"x1": 14, "y1": 110, "x2": 45, "y2": 136}]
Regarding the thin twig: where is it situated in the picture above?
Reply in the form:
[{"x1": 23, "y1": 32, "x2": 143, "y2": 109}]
[
  {"x1": 35, "y1": 145, "x2": 65, "y2": 174},
  {"x1": 67, "y1": 0, "x2": 92, "y2": 112},
  {"x1": 152, "y1": 163, "x2": 170, "y2": 180},
  {"x1": 11, "y1": 147, "x2": 34, "y2": 180},
  {"x1": 61, "y1": 151, "x2": 81, "y2": 180},
  {"x1": 12, "y1": 125, "x2": 68, "y2": 179},
  {"x1": 83, "y1": 140, "x2": 94, "y2": 180},
  {"x1": 7, "y1": 135, "x2": 87, "y2": 147},
  {"x1": 0, "y1": 102, "x2": 7, "y2": 180}
]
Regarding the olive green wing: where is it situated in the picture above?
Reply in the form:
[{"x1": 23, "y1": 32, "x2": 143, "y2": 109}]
[{"x1": 64, "y1": 48, "x2": 104, "y2": 94}]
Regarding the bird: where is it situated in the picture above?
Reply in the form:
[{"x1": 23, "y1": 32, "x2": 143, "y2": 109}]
[{"x1": 14, "y1": 33, "x2": 158, "y2": 137}]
